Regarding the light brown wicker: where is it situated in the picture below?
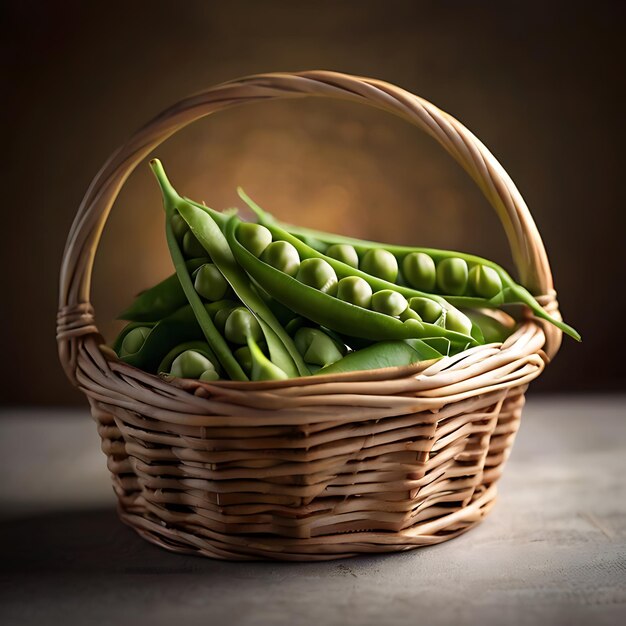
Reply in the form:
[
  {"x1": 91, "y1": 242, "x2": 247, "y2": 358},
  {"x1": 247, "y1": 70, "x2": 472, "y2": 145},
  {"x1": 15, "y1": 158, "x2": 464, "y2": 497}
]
[{"x1": 57, "y1": 71, "x2": 563, "y2": 561}]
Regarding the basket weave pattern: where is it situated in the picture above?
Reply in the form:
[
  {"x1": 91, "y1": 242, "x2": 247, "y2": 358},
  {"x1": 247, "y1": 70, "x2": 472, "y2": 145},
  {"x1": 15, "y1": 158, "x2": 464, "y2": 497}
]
[{"x1": 57, "y1": 71, "x2": 561, "y2": 560}]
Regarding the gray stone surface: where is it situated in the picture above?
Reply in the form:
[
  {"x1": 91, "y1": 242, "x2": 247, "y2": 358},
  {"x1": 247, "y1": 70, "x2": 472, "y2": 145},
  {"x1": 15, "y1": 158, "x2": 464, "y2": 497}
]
[{"x1": 1, "y1": 396, "x2": 625, "y2": 626}]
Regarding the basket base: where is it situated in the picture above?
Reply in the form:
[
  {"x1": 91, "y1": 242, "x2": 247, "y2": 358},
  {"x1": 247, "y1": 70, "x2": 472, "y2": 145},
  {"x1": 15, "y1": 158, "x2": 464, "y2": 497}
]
[{"x1": 117, "y1": 484, "x2": 497, "y2": 562}]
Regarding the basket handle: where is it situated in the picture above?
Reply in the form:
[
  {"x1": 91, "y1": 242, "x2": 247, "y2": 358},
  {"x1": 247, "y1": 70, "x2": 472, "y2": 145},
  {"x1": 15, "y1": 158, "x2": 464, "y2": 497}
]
[{"x1": 57, "y1": 70, "x2": 562, "y2": 381}]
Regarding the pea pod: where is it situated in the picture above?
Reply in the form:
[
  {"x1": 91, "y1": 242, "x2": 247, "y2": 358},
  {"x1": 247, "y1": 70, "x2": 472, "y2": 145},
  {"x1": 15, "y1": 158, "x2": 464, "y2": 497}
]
[
  {"x1": 112, "y1": 321, "x2": 156, "y2": 355},
  {"x1": 236, "y1": 189, "x2": 478, "y2": 340},
  {"x1": 118, "y1": 258, "x2": 207, "y2": 322},
  {"x1": 247, "y1": 335, "x2": 289, "y2": 381},
  {"x1": 239, "y1": 190, "x2": 580, "y2": 341},
  {"x1": 151, "y1": 160, "x2": 309, "y2": 378},
  {"x1": 316, "y1": 339, "x2": 442, "y2": 376},
  {"x1": 151, "y1": 161, "x2": 247, "y2": 380},
  {"x1": 117, "y1": 305, "x2": 214, "y2": 373},
  {"x1": 227, "y1": 218, "x2": 477, "y2": 352}
]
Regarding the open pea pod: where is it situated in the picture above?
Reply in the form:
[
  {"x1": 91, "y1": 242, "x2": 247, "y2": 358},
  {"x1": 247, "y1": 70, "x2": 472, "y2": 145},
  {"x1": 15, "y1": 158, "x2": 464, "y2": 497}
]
[
  {"x1": 118, "y1": 258, "x2": 207, "y2": 322},
  {"x1": 118, "y1": 305, "x2": 205, "y2": 373},
  {"x1": 112, "y1": 321, "x2": 156, "y2": 355},
  {"x1": 316, "y1": 339, "x2": 443, "y2": 376},
  {"x1": 239, "y1": 190, "x2": 580, "y2": 342},
  {"x1": 157, "y1": 341, "x2": 218, "y2": 375},
  {"x1": 226, "y1": 218, "x2": 477, "y2": 353},
  {"x1": 151, "y1": 160, "x2": 309, "y2": 378}
]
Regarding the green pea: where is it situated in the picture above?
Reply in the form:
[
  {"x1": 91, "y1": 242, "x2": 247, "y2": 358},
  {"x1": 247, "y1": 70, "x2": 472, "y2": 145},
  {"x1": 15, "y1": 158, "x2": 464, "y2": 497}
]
[
  {"x1": 213, "y1": 306, "x2": 235, "y2": 334},
  {"x1": 119, "y1": 326, "x2": 151, "y2": 358},
  {"x1": 468, "y1": 265, "x2": 503, "y2": 299},
  {"x1": 326, "y1": 244, "x2": 359, "y2": 269},
  {"x1": 371, "y1": 289, "x2": 408, "y2": 316},
  {"x1": 238, "y1": 222, "x2": 273, "y2": 258},
  {"x1": 444, "y1": 309, "x2": 473, "y2": 335},
  {"x1": 294, "y1": 327, "x2": 345, "y2": 367},
  {"x1": 361, "y1": 249, "x2": 399, "y2": 283},
  {"x1": 409, "y1": 297, "x2": 443, "y2": 324},
  {"x1": 296, "y1": 258, "x2": 338, "y2": 295},
  {"x1": 182, "y1": 230, "x2": 207, "y2": 258},
  {"x1": 170, "y1": 349, "x2": 215, "y2": 379},
  {"x1": 436, "y1": 258, "x2": 468, "y2": 295},
  {"x1": 199, "y1": 368, "x2": 220, "y2": 382},
  {"x1": 400, "y1": 307, "x2": 422, "y2": 322},
  {"x1": 261, "y1": 240, "x2": 301, "y2": 276},
  {"x1": 402, "y1": 252, "x2": 436, "y2": 291},
  {"x1": 193, "y1": 263, "x2": 229, "y2": 301},
  {"x1": 337, "y1": 276, "x2": 372, "y2": 308},
  {"x1": 171, "y1": 212, "x2": 189, "y2": 242},
  {"x1": 224, "y1": 307, "x2": 263, "y2": 345},
  {"x1": 233, "y1": 346, "x2": 253, "y2": 375}
]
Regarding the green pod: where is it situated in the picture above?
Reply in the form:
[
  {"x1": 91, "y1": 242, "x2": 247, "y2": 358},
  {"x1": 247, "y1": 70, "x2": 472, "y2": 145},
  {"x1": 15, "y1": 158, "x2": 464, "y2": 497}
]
[
  {"x1": 436, "y1": 258, "x2": 468, "y2": 295},
  {"x1": 118, "y1": 258, "x2": 207, "y2": 323},
  {"x1": 112, "y1": 321, "x2": 157, "y2": 355},
  {"x1": 227, "y1": 219, "x2": 476, "y2": 351},
  {"x1": 224, "y1": 307, "x2": 263, "y2": 345},
  {"x1": 119, "y1": 326, "x2": 151, "y2": 358},
  {"x1": 247, "y1": 335, "x2": 289, "y2": 381},
  {"x1": 337, "y1": 276, "x2": 372, "y2": 309},
  {"x1": 296, "y1": 258, "x2": 338, "y2": 296},
  {"x1": 294, "y1": 327, "x2": 345, "y2": 367},
  {"x1": 360, "y1": 249, "x2": 398, "y2": 283},
  {"x1": 261, "y1": 240, "x2": 301, "y2": 276},
  {"x1": 118, "y1": 305, "x2": 213, "y2": 373},
  {"x1": 402, "y1": 252, "x2": 436, "y2": 292},
  {"x1": 235, "y1": 189, "x2": 480, "y2": 345},
  {"x1": 170, "y1": 349, "x2": 217, "y2": 379},
  {"x1": 326, "y1": 244, "x2": 359, "y2": 269},
  {"x1": 371, "y1": 290, "x2": 408, "y2": 317},
  {"x1": 409, "y1": 297, "x2": 443, "y2": 324},
  {"x1": 152, "y1": 159, "x2": 309, "y2": 378},
  {"x1": 245, "y1": 198, "x2": 580, "y2": 342},
  {"x1": 469, "y1": 265, "x2": 503, "y2": 299},
  {"x1": 463, "y1": 310, "x2": 514, "y2": 343},
  {"x1": 316, "y1": 339, "x2": 442, "y2": 375},
  {"x1": 193, "y1": 263, "x2": 229, "y2": 301},
  {"x1": 238, "y1": 222, "x2": 273, "y2": 257},
  {"x1": 182, "y1": 230, "x2": 207, "y2": 259}
]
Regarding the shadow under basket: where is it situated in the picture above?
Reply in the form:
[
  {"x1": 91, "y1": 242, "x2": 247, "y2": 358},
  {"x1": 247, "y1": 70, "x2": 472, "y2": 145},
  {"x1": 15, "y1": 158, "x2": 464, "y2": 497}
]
[{"x1": 57, "y1": 71, "x2": 563, "y2": 561}]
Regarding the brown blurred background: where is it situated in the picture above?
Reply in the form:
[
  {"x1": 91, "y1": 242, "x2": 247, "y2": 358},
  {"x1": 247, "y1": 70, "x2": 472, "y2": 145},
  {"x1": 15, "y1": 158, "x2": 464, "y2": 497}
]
[{"x1": 2, "y1": 0, "x2": 625, "y2": 405}]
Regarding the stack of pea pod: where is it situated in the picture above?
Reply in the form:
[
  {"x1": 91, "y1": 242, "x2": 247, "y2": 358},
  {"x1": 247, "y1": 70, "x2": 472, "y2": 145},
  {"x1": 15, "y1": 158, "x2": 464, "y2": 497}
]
[{"x1": 113, "y1": 159, "x2": 580, "y2": 383}]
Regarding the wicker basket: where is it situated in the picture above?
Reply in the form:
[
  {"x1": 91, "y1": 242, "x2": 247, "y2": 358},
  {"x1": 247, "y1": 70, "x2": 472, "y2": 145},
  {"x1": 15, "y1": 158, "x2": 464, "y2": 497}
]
[{"x1": 57, "y1": 71, "x2": 563, "y2": 561}]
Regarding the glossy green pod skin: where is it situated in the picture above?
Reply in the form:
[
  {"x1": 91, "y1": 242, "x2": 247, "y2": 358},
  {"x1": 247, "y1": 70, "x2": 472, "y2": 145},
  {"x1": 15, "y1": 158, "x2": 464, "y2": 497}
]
[
  {"x1": 316, "y1": 339, "x2": 442, "y2": 375},
  {"x1": 118, "y1": 258, "x2": 207, "y2": 323},
  {"x1": 247, "y1": 335, "x2": 289, "y2": 381},
  {"x1": 227, "y1": 217, "x2": 477, "y2": 352},
  {"x1": 240, "y1": 192, "x2": 580, "y2": 341},
  {"x1": 151, "y1": 160, "x2": 309, "y2": 378}
]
